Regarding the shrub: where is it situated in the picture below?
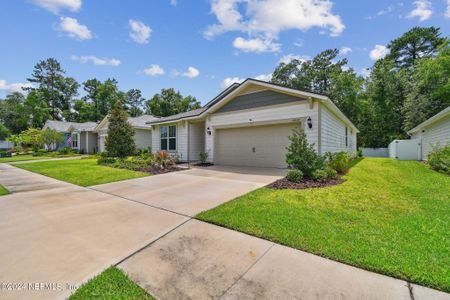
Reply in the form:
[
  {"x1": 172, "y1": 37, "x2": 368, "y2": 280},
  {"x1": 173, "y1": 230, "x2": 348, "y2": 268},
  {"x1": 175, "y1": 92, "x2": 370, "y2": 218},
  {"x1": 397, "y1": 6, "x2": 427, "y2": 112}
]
[
  {"x1": 324, "y1": 151, "x2": 350, "y2": 174},
  {"x1": 286, "y1": 128, "x2": 323, "y2": 178},
  {"x1": 153, "y1": 151, "x2": 176, "y2": 169},
  {"x1": 357, "y1": 148, "x2": 363, "y2": 157},
  {"x1": 97, "y1": 156, "x2": 117, "y2": 165},
  {"x1": 287, "y1": 169, "x2": 303, "y2": 183},
  {"x1": 312, "y1": 169, "x2": 328, "y2": 182},
  {"x1": 325, "y1": 168, "x2": 338, "y2": 180},
  {"x1": 32, "y1": 149, "x2": 47, "y2": 156},
  {"x1": 428, "y1": 144, "x2": 450, "y2": 175},
  {"x1": 199, "y1": 151, "x2": 208, "y2": 164},
  {"x1": 59, "y1": 147, "x2": 78, "y2": 155}
]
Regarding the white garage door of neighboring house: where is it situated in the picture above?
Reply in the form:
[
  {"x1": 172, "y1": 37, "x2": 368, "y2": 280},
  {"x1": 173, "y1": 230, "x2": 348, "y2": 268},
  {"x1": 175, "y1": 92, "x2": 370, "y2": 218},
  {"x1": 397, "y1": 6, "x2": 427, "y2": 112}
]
[{"x1": 215, "y1": 123, "x2": 296, "y2": 168}]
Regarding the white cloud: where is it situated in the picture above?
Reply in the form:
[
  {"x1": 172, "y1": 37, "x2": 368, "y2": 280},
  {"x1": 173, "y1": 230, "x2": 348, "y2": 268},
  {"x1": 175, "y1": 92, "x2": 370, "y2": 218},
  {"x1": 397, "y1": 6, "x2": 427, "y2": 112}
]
[
  {"x1": 57, "y1": 17, "x2": 92, "y2": 40},
  {"x1": 254, "y1": 73, "x2": 272, "y2": 82},
  {"x1": 129, "y1": 20, "x2": 152, "y2": 44},
  {"x1": 0, "y1": 80, "x2": 33, "y2": 94},
  {"x1": 170, "y1": 0, "x2": 177, "y2": 6},
  {"x1": 32, "y1": 0, "x2": 81, "y2": 14},
  {"x1": 366, "y1": 4, "x2": 395, "y2": 20},
  {"x1": 143, "y1": 64, "x2": 165, "y2": 76},
  {"x1": 278, "y1": 54, "x2": 309, "y2": 64},
  {"x1": 221, "y1": 77, "x2": 245, "y2": 89},
  {"x1": 71, "y1": 55, "x2": 120, "y2": 66},
  {"x1": 174, "y1": 66, "x2": 200, "y2": 78},
  {"x1": 294, "y1": 39, "x2": 304, "y2": 48},
  {"x1": 232, "y1": 37, "x2": 280, "y2": 53},
  {"x1": 445, "y1": 0, "x2": 450, "y2": 18},
  {"x1": 407, "y1": 0, "x2": 433, "y2": 21},
  {"x1": 204, "y1": 0, "x2": 345, "y2": 40},
  {"x1": 339, "y1": 47, "x2": 352, "y2": 55},
  {"x1": 369, "y1": 44, "x2": 389, "y2": 60},
  {"x1": 359, "y1": 68, "x2": 371, "y2": 78}
]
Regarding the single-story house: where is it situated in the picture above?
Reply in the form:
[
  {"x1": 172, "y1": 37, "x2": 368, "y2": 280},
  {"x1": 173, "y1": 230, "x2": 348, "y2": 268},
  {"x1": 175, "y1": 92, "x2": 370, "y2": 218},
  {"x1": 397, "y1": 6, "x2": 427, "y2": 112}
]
[
  {"x1": 67, "y1": 122, "x2": 98, "y2": 154},
  {"x1": 147, "y1": 79, "x2": 358, "y2": 168},
  {"x1": 95, "y1": 114, "x2": 160, "y2": 152},
  {"x1": 42, "y1": 120, "x2": 97, "y2": 152},
  {"x1": 407, "y1": 106, "x2": 450, "y2": 160}
]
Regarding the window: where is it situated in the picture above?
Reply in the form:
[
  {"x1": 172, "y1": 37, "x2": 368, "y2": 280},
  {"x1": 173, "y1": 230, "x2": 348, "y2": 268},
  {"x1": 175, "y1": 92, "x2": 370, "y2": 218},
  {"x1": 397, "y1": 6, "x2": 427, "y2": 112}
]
[
  {"x1": 161, "y1": 125, "x2": 176, "y2": 151},
  {"x1": 71, "y1": 133, "x2": 78, "y2": 148},
  {"x1": 345, "y1": 127, "x2": 348, "y2": 147}
]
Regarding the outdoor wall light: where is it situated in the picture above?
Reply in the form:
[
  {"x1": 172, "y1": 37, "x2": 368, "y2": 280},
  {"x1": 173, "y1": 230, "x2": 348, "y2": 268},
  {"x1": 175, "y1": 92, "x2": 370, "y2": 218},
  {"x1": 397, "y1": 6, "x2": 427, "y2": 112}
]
[
  {"x1": 207, "y1": 126, "x2": 212, "y2": 135},
  {"x1": 307, "y1": 117, "x2": 312, "y2": 129}
]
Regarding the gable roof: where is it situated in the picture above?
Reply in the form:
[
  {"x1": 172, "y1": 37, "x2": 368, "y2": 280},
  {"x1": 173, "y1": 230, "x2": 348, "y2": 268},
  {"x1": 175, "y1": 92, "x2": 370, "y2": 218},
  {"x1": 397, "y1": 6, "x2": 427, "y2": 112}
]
[
  {"x1": 407, "y1": 106, "x2": 450, "y2": 135},
  {"x1": 94, "y1": 114, "x2": 160, "y2": 132},
  {"x1": 43, "y1": 120, "x2": 97, "y2": 133},
  {"x1": 147, "y1": 78, "x2": 358, "y2": 132}
]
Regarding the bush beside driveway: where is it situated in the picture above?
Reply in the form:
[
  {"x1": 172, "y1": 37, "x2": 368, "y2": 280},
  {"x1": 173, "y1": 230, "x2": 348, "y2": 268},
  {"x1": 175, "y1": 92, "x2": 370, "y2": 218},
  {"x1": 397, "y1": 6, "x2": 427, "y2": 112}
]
[{"x1": 197, "y1": 158, "x2": 450, "y2": 292}]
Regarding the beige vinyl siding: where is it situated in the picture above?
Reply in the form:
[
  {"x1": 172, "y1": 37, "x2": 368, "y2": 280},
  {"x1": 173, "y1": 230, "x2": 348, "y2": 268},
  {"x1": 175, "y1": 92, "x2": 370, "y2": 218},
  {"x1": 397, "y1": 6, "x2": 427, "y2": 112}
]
[
  {"x1": 215, "y1": 123, "x2": 295, "y2": 168},
  {"x1": 134, "y1": 129, "x2": 152, "y2": 149},
  {"x1": 421, "y1": 115, "x2": 450, "y2": 160},
  {"x1": 320, "y1": 104, "x2": 356, "y2": 154},
  {"x1": 152, "y1": 122, "x2": 189, "y2": 161},
  {"x1": 206, "y1": 101, "x2": 318, "y2": 162},
  {"x1": 188, "y1": 122, "x2": 205, "y2": 161}
]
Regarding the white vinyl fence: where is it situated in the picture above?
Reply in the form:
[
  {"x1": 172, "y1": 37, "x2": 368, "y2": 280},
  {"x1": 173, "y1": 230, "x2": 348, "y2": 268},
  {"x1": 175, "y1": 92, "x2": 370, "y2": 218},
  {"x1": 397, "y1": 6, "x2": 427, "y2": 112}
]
[{"x1": 0, "y1": 141, "x2": 14, "y2": 149}]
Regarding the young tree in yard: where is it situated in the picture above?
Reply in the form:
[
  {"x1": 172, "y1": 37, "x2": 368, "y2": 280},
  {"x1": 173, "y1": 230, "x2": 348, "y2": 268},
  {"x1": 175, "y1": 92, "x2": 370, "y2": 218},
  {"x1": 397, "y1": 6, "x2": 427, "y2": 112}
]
[
  {"x1": 20, "y1": 128, "x2": 43, "y2": 150},
  {"x1": 105, "y1": 101, "x2": 136, "y2": 158},
  {"x1": 145, "y1": 88, "x2": 201, "y2": 117},
  {"x1": 285, "y1": 127, "x2": 323, "y2": 179},
  {"x1": 41, "y1": 129, "x2": 63, "y2": 151}
]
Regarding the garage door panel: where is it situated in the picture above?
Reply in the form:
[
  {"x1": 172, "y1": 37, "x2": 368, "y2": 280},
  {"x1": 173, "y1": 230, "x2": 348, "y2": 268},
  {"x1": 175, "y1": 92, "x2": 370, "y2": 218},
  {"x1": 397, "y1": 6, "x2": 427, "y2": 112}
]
[{"x1": 215, "y1": 123, "x2": 295, "y2": 168}]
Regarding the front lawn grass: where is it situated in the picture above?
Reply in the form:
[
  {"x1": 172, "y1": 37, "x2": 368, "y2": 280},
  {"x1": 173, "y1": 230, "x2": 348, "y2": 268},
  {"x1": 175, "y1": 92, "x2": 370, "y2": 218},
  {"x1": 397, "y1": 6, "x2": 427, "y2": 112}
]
[
  {"x1": 69, "y1": 267, "x2": 154, "y2": 300},
  {"x1": 197, "y1": 158, "x2": 450, "y2": 292},
  {"x1": 0, "y1": 184, "x2": 9, "y2": 196},
  {"x1": 17, "y1": 159, "x2": 148, "y2": 186},
  {"x1": 0, "y1": 155, "x2": 53, "y2": 163}
]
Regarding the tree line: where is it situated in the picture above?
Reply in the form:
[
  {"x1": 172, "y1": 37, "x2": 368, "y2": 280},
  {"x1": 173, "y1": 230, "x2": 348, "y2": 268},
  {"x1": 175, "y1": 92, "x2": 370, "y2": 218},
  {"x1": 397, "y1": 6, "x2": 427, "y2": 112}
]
[
  {"x1": 271, "y1": 26, "x2": 449, "y2": 147},
  {"x1": 0, "y1": 60, "x2": 201, "y2": 138},
  {"x1": 0, "y1": 26, "x2": 449, "y2": 148}
]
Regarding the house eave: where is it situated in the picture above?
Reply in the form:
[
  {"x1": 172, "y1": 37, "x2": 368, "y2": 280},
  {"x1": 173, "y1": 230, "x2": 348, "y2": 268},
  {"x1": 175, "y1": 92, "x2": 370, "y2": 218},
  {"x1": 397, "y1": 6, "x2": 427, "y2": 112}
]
[{"x1": 407, "y1": 106, "x2": 450, "y2": 135}]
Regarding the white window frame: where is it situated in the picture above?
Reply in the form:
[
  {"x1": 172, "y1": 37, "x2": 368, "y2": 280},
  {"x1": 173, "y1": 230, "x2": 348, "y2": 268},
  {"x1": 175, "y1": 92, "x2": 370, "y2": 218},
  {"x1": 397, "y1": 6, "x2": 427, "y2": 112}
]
[
  {"x1": 71, "y1": 132, "x2": 79, "y2": 149},
  {"x1": 160, "y1": 125, "x2": 176, "y2": 151}
]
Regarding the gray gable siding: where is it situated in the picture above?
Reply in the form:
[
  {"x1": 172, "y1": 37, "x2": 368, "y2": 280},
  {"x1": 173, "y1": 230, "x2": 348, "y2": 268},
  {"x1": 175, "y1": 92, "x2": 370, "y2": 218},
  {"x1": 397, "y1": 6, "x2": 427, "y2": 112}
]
[{"x1": 216, "y1": 90, "x2": 303, "y2": 114}]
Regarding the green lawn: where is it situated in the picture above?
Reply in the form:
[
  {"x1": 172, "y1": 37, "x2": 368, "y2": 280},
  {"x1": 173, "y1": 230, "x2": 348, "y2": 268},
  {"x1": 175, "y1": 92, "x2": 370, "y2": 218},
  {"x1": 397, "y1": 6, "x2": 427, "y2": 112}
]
[
  {"x1": 69, "y1": 267, "x2": 154, "y2": 300},
  {"x1": 0, "y1": 184, "x2": 9, "y2": 196},
  {"x1": 17, "y1": 159, "x2": 148, "y2": 186},
  {"x1": 197, "y1": 158, "x2": 450, "y2": 292},
  {"x1": 0, "y1": 155, "x2": 53, "y2": 163}
]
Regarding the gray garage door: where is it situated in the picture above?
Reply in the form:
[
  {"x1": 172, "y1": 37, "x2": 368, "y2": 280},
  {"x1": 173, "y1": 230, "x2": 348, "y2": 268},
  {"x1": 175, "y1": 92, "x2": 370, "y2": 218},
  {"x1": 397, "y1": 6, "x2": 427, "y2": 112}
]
[{"x1": 215, "y1": 123, "x2": 295, "y2": 168}]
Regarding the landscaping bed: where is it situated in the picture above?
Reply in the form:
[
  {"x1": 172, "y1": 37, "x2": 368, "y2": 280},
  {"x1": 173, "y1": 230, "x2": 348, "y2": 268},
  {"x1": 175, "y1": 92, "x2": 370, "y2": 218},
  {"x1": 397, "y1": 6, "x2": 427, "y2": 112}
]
[
  {"x1": 267, "y1": 177, "x2": 344, "y2": 189},
  {"x1": 197, "y1": 158, "x2": 450, "y2": 292}
]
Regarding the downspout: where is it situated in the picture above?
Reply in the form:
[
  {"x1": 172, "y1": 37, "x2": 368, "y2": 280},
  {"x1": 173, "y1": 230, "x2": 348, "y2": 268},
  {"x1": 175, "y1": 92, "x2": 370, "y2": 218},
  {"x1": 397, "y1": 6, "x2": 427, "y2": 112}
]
[{"x1": 187, "y1": 121, "x2": 190, "y2": 168}]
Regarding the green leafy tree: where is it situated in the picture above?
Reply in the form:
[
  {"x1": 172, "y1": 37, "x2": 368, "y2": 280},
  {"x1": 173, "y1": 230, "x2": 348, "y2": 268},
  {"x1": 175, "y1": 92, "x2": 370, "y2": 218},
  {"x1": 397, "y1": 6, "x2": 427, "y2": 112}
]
[
  {"x1": 402, "y1": 44, "x2": 450, "y2": 130},
  {"x1": 285, "y1": 128, "x2": 323, "y2": 179},
  {"x1": 26, "y1": 58, "x2": 79, "y2": 120},
  {"x1": 388, "y1": 27, "x2": 446, "y2": 69},
  {"x1": 105, "y1": 101, "x2": 136, "y2": 157},
  {"x1": 125, "y1": 89, "x2": 144, "y2": 117},
  {"x1": 145, "y1": 88, "x2": 201, "y2": 117},
  {"x1": 0, "y1": 92, "x2": 29, "y2": 134},
  {"x1": 19, "y1": 128, "x2": 43, "y2": 150},
  {"x1": 24, "y1": 90, "x2": 51, "y2": 129},
  {"x1": 41, "y1": 129, "x2": 64, "y2": 151},
  {"x1": 82, "y1": 78, "x2": 124, "y2": 121},
  {"x1": 0, "y1": 123, "x2": 11, "y2": 140}
]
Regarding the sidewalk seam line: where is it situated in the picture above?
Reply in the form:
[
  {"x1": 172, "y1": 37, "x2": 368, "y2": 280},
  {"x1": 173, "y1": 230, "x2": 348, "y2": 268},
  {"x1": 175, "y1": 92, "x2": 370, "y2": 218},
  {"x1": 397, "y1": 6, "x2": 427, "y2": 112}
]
[{"x1": 217, "y1": 242, "x2": 275, "y2": 300}]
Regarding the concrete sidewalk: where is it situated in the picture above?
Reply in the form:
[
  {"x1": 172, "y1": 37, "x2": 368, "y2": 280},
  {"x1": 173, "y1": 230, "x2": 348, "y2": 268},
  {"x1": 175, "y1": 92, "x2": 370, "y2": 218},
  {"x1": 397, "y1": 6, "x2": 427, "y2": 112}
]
[{"x1": 8, "y1": 155, "x2": 86, "y2": 165}]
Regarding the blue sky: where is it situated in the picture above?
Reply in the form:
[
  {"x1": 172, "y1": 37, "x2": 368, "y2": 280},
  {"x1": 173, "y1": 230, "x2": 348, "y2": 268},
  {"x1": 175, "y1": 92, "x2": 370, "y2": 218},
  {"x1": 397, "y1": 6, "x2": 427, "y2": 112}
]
[{"x1": 0, "y1": 0, "x2": 449, "y2": 104}]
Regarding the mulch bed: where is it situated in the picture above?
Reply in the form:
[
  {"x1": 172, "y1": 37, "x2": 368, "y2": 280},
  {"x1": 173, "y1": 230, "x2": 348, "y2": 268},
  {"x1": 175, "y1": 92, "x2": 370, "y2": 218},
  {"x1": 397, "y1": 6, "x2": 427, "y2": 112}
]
[
  {"x1": 267, "y1": 177, "x2": 345, "y2": 190},
  {"x1": 138, "y1": 166, "x2": 185, "y2": 175},
  {"x1": 194, "y1": 162, "x2": 214, "y2": 167}
]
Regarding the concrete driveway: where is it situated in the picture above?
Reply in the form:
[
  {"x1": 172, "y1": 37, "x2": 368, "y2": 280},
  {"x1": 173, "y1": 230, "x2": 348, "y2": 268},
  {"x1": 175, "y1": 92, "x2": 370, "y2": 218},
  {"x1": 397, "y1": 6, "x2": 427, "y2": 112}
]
[{"x1": 91, "y1": 165, "x2": 285, "y2": 216}]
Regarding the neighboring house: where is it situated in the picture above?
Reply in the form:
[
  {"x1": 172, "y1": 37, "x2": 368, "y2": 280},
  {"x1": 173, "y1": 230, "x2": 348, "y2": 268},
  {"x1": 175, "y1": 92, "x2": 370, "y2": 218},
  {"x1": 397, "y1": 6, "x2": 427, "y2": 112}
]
[
  {"x1": 43, "y1": 120, "x2": 96, "y2": 151},
  {"x1": 67, "y1": 122, "x2": 98, "y2": 154},
  {"x1": 95, "y1": 114, "x2": 160, "y2": 152},
  {"x1": 147, "y1": 79, "x2": 358, "y2": 168},
  {"x1": 407, "y1": 106, "x2": 450, "y2": 160}
]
